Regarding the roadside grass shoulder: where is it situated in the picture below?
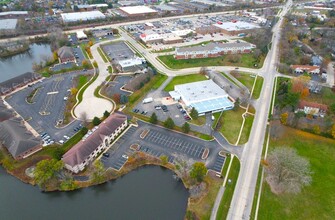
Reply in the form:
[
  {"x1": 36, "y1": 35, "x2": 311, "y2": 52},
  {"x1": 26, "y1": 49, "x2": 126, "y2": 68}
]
[
  {"x1": 188, "y1": 175, "x2": 223, "y2": 220},
  {"x1": 164, "y1": 74, "x2": 207, "y2": 91},
  {"x1": 238, "y1": 114, "x2": 254, "y2": 145},
  {"x1": 252, "y1": 76, "x2": 264, "y2": 99},
  {"x1": 257, "y1": 127, "x2": 335, "y2": 220},
  {"x1": 158, "y1": 54, "x2": 264, "y2": 70},
  {"x1": 216, "y1": 157, "x2": 241, "y2": 220}
]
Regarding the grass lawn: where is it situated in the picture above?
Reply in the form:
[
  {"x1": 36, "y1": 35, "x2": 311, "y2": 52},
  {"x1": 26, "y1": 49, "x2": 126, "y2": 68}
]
[
  {"x1": 221, "y1": 72, "x2": 240, "y2": 87},
  {"x1": 152, "y1": 74, "x2": 168, "y2": 89},
  {"x1": 158, "y1": 54, "x2": 263, "y2": 70},
  {"x1": 238, "y1": 114, "x2": 254, "y2": 145},
  {"x1": 219, "y1": 107, "x2": 244, "y2": 144},
  {"x1": 191, "y1": 116, "x2": 206, "y2": 126},
  {"x1": 164, "y1": 74, "x2": 207, "y2": 91},
  {"x1": 257, "y1": 126, "x2": 335, "y2": 220},
  {"x1": 188, "y1": 175, "x2": 223, "y2": 220},
  {"x1": 231, "y1": 72, "x2": 256, "y2": 91},
  {"x1": 216, "y1": 156, "x2": 241, "y2": 220}
]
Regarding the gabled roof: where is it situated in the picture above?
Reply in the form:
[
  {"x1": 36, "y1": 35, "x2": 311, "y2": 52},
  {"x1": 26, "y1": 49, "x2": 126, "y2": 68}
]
[
  {"x1": 298, "y1": 100, "x2": 328, "y2": 112},
  {"x1": 0, "y1": 117, "x2": 41, "y2": 158},
  {"x1": 0, "y1": 100, "x2": 14, "y2": 122},
  {"x1": 291, "y1": 65, "x2": 320, "y2": 72},
  {"x1": 57, "y1": 46, "x2": 74, "y2": 59},
  {"x1": 62, "y1": 113, "x2": 127, "y2": 167},
  {"x1": 0, "y1": 72, "x2": 38, "y2": 92}
]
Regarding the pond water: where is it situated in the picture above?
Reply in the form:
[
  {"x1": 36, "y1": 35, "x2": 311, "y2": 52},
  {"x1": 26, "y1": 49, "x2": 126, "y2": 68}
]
[
  {"x1": 0, "y1": 43, "x2": 52, "y2": 83},
  {"x1": 0, "y1": 166, "x2": 189, "y2": 220}
]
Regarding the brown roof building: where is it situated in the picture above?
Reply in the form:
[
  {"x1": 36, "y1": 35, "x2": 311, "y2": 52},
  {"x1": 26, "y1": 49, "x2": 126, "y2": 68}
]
[
  {"x1": 57, "y1": 46, "x2": 75, "y2": 63},
  {"x1": 62, "y1": 113, "x2": 128, "y2": 173}
]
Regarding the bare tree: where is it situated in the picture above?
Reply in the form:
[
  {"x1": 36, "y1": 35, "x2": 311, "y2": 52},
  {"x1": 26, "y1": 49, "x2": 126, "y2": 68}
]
[
  {"x1": 199, "y1": 66, "x2": 208, "y2": 75},
  {"x1": 80, "y1": 112, "x2": 88, "y2": 126},
  {"x1": 263, "y1": 147, "x2": 312, "y2": 194},
  {"x1": 173, "y1": 155, "x2": 194, "y2": 179}
]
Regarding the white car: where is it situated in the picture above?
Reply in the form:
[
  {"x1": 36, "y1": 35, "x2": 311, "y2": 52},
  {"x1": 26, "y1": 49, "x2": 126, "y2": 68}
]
[
  {"x1": 122, "y1": 154, "x2": 129, "y2": 159},
  {"x1": 63, "y1": 135, "x2": 70, "y2": 140},
  {"x1": 59, "y1": 140, "x2": 64, "y2": 144}
]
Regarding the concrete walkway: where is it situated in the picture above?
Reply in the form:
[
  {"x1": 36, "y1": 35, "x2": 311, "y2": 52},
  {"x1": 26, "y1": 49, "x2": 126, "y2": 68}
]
[{"x1": 74, "y1": 40, "x2": 117, "y2": 120}]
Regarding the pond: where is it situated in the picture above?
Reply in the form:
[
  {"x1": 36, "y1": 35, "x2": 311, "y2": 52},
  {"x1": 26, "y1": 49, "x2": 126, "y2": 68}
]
[
  {"x1": 0, "y1": 43, "x2": 52, "y2": 83},
  {"x1": 0, "y1": 166, "x2": 189, "y2": 220}
]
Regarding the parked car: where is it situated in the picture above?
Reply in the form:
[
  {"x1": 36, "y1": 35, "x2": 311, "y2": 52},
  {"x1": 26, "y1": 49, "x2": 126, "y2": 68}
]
[
  {"x1": 63, "y1": 135, "x2": 70, "y2": 140},
  {"x1": 103, "y1": 153, "x2": 110, "y2": 157},
  {"x1": 155, "y1": 105, "x2": 161, "y2": 110},
  {"x1": 122, "y1": 154, "x2": 129, "y2": 159}
]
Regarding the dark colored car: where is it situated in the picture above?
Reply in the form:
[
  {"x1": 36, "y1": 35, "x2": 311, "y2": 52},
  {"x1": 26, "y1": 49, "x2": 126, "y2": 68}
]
[{"x1": 103, "y1": 153, "x2": 110, "y2": 157}]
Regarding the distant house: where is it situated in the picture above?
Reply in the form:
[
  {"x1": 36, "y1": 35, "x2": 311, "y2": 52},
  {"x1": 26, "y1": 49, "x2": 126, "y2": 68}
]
[
  {"x1": 291, "y1": 65, "x2": 320, "y2": 74},
  {"x1": 0, "y1": 117, "x2": 42, "y2": 160},
  {"x1": 311, "y1": 55, "x2": 322, "y2": 66},
  {"x1": 62, "y1": 113, "x2": 128, "y2": 173},
  {"x1": 175, "y1": 42, "x2": 256, "y2": 60},
  {"x1": 0, "y1": 72, "x2": 41, "y2": 95},
  {"x1": 57, "y1": 46, "x2": 75, "y2": 63},
  {"x1": 297, "y1": 100, "x2": 328, "y2": 117}
]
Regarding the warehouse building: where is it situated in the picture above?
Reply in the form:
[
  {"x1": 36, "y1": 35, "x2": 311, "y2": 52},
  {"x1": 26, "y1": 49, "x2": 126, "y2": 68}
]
[
  {"x1": 139, "y1": 29, "x2": 192, "y2": 45},
  {"x1": 169, "y1": 80, "x2": 234, "y2": 116},
  {"x1": 119, "y1": 6, "x2": 158, "y2": 17},
  {"x1": 61, "y1": 11, "x2": 106, "y2": 23},
  {"x1": 0, "y1": 19, "x2": 17, "y2": 30},
  {"x1": 212, "y1": 21, "x2": 260, "y2": 35},
  {"x1": 175, "y1": 41, "x2": 256, "y2": 59}
]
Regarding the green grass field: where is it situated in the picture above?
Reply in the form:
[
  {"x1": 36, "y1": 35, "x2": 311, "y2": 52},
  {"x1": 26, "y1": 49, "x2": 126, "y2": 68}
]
[
  {"x1": 152, "y1": 74, "x2": 168, "y2": 89},
  {"x1": 305, "y1": 87, "x2": 335, "y2": 105},
  {"x1": 219, "y1": 107, "x2": 244, "y2": 144},
  {"x1": 257, "y1": 127, "x2": 335, "y2": 220},
  {"x1": 158, "y1": 54, "x2": 263, "y2": 69},
  {"x1": 231, "y1": 72, "x2": 264, "y2": 99},
  {"x1": 163, "y1": 74, "x2": 207, "y2": 91}
]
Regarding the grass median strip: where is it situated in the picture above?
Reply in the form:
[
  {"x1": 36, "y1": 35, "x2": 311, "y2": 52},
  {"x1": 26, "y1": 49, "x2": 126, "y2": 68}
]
[{"x1": 97, "y1": 47, "x2": 108, "y2": 63}]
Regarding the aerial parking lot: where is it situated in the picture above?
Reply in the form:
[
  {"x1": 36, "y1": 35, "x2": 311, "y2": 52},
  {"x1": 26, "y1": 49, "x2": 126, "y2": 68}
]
[
  {"x1": 101, "y1": 41, "x2": 135, "y2": 63},
  {"x1": 4, "y1": 71, "x2": 91, "y2": 144},
  {"x1": 100, "y1": 121, "x2": 229, "y2": 174}
]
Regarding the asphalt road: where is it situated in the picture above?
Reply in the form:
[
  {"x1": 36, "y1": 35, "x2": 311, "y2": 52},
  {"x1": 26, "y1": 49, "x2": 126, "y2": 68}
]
[{"x1": 226, "y1": 1, "x2": 293, "y2": 219}]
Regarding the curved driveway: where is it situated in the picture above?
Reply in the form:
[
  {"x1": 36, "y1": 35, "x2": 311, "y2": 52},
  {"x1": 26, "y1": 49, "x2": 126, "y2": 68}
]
[{"x1": 74, "y1": 41, "x2": 115, "y2": 120}]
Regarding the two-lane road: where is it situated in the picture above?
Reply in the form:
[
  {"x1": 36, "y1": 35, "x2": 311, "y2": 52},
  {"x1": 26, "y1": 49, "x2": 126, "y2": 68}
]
[{"x1": 227, "y1": 1, "x2": 292, "y2": 219}]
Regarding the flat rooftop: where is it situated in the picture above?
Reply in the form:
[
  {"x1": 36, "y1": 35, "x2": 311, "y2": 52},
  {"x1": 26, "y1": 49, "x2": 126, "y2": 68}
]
[
  {"x1": 175, "y1": 79, "x2": 228, "y2": 104},
  {"x1": 0, "y1": 19, "x2": 17, "y2": 30},
  {"x1": 119, "y1": 6, "x2": 157, "y2": 15},
  {"x1": 61, "y1": 11, "x2": 106, "y2": 22},
  {"x1": 214, "y1": 21, "x2": 260, "y2": 31}
]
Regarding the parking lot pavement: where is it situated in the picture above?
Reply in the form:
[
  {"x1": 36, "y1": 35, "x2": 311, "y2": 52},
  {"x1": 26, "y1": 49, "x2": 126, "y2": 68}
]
[
  {"x1": 5, "y1": 71, "x2": 90, "y2": 142},
  {"x1": 105, "y1": 76, "x2": 132, "y2": 97},
  {"x1": 100, "y1": 121, "x2": 235, "y2": 172},
  {"x1": 134, "y1": 100, "x2": 188, "y2": 126},
  {"x1": 101, "y1": 41, "x2": 134, "y2": 63},
  {"x1": 101, "y1": 126, "x2": 137, "y2": 169},
  {"x1": 50, "y1": 62, "x2": 76, "y2": 72},
  {"x1": 210, "y1": 155, "x2": 226, "y2": 174},
  {"x1": 143, "y1": 129, "x2": 206, "y2": 160},
  {"x1": 73, "y1": 47, "x2": 86, "y2": 65}
]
